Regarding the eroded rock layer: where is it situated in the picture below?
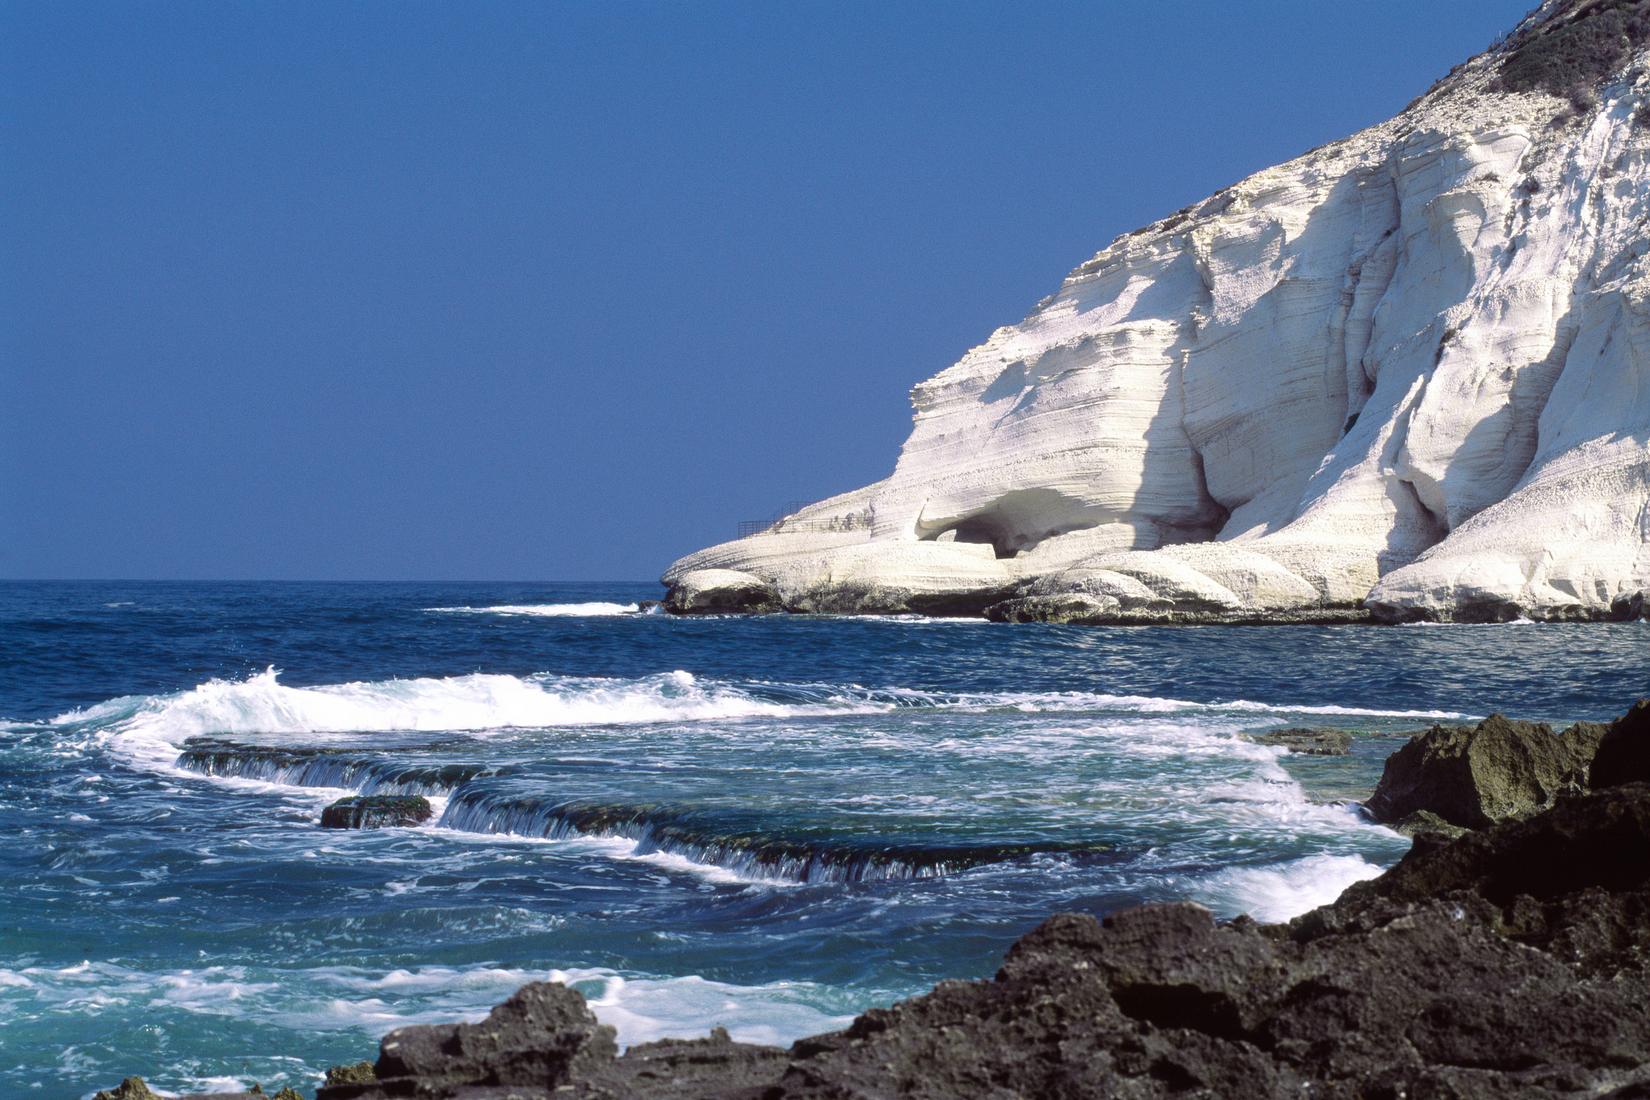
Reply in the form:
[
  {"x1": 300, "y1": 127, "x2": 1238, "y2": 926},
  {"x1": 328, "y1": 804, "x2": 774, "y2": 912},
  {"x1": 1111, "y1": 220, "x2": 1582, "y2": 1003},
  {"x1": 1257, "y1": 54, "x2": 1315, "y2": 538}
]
[{"x1": 667, "y1": 0, "x2": 1650, "y2": 622}]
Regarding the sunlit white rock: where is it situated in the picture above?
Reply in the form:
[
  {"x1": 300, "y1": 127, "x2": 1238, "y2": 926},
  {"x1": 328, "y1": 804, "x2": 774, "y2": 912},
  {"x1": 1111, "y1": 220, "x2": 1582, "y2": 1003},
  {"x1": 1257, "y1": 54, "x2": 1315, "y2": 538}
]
[{"x1": 667, "y1": 6, "x2": 1650, "y2": 622}]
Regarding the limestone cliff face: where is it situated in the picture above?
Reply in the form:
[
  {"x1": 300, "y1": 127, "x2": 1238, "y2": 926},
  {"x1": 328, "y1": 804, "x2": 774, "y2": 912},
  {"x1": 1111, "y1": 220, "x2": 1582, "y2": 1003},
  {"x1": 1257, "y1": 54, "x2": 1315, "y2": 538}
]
[{"x1": 667, "y1": 1, "x2": 1650, "y2": 622}]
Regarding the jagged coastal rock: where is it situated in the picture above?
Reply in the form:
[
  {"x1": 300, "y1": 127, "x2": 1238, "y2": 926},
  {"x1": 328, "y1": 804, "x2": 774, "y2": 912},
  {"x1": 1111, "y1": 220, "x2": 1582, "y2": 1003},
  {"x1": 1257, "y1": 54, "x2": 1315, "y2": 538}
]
[
  {"x1": 666, "y1": 0, "x2": 1650, "y2": 622},
  {"x1": 1364, "y1": 713, "x2": 1607, "y2": 830},
  {"x1": 1591, "y1": 695, "x2": 1650, "y2": 782}
]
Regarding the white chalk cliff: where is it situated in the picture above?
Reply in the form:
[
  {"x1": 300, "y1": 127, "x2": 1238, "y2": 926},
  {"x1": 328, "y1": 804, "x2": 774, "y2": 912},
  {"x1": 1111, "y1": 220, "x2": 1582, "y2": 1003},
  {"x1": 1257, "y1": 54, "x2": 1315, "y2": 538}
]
[{"x1": 666, "y1": 1, "x2": 1650, "y2": 622}]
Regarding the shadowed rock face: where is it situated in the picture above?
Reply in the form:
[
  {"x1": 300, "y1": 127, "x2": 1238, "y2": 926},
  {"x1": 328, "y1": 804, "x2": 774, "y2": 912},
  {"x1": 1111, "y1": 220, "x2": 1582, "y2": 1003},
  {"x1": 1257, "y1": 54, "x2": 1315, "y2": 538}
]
[
  {"x1": 662, "y1": 569, "x2": 782, "y2": 615},
  {"x1": 1364, "y1": 714, "x2": 1607, "y2": 830},
  {"x1": 1591, "y1": 698, "x2": 1650, "y2": 788},
  {"x1": 294, "y1": 707, "x2": 1650, "y2": 1100}
]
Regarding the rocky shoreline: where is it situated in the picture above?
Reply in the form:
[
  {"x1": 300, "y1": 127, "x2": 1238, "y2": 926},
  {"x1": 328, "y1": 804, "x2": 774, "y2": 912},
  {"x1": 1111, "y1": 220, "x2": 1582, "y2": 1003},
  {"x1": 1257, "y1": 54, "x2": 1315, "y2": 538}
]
[
  {"x1": 96, "y1": 700, "x2": 1650, "y2": 1099},
  {"x1": 658, "y1": 567, "x2": 1650, "y2": 624}
]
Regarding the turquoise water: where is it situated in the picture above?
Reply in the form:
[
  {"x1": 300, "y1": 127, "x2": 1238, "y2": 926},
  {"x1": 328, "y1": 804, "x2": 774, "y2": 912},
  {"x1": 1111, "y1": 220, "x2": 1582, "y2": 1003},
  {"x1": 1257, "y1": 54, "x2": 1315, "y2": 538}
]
[{"x1": 2, "y1": 581, "x2": 1644, "y2": 1098}]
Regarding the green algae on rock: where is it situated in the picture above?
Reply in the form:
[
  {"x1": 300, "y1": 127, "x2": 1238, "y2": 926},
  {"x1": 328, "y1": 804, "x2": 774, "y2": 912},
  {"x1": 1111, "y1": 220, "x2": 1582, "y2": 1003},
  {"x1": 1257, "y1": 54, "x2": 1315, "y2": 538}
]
[
  {"x1": 318, "y1": 795, "x2": 432, "y2": 830},
  {"x1": 1364, "y1": 714, "x2": 1606, "y2": 831}
]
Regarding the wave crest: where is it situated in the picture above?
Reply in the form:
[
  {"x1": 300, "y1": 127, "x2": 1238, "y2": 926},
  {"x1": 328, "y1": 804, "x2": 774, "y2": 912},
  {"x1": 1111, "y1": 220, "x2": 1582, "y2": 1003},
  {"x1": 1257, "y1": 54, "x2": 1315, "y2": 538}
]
[
  {"x1": 59, "y1": 668, "x2": 871, "y2": 769},
  {"x1": 55, "y1": 667, "x2": 1468, "y2": 776},
  {"x1": 1190, "y1": 853, "x2": 1385, "y2": 922},
  {"x1": 426, "y1": 602, "x2": 645, "y2": 617}
]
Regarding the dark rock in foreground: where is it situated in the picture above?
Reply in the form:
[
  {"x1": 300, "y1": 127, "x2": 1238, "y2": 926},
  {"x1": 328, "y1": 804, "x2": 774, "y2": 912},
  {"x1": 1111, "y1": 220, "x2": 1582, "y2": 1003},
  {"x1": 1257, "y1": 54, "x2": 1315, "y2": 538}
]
[
  {"x1": 1364, "y1": 713, "x2": 1605, "y2": 831},
  {"x1": 319, "y1": 795, "x2": 432, "y2": 830},
  {"x1": 372, "y1": 983, "x2": 617, "y2": 1093},
  {"x1": 1246, "y1": 727, "x2": 1353, "y2": 755},
  {"x1": 322, "y1": 792, "x2": 1650, "y2": 1098},
  {"x1": 1591, "y1": 698, "x2": 1650, "y2": 788}
]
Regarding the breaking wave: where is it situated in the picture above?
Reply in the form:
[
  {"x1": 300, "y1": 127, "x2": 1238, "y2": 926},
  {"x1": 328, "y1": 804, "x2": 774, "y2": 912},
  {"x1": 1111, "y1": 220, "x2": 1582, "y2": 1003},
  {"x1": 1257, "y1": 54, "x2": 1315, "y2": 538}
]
[
  {"x1": 0, "y1": 958, "x2": 859, "y2": 1053},
  {"x1": 56, "y1": 668, "x2": 882, "y2": 771},
  {"x1": 426, "y1": 602, "x2": 646, "y2": 617},
  {"x1": 1188, "y1": 853, "x2": 1385, "y2": 923},
  {"x1": 53, "y1": 667, "x2": 1469, "y2": 777}
]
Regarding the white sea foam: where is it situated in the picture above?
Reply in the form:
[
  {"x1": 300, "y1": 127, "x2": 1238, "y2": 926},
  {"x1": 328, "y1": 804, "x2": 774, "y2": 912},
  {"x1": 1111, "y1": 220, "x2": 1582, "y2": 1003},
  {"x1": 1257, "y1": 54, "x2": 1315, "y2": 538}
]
[
  {"x1": 51, "y1": 662, "x2": 1471, "y2": 791},
  {"x1": 1401, "y1": 617, "x2": 1539, "y2": 627},
  {"x1": 52, "y1": 666, "x2": 1465, "y2": 782},
  {"x1": 66, "y1": 670, "x2": 1467, "y2": 744},
  {"x1": 57, "y1": 668, "x2": 889, "y2": 772},
  {"x1": 568, "y1": 834, "x2": 777, "y2": 886},
  {"x1": 306, "y1": 963, "x2": 859, "y2": 1047},
  {"x1": 154, "y1": 968, "x2": 280, "y2": 1011},
  {"x1": 0, "y1": 957, "x2": 860, "y2": 1051},
  {"x1": 551, "y1": 968, "x2": 859, "y2": 1048},
  {"x1": 967, "y1": 691, "x2": 1469, "y2": 720},
  {"x1": 434, "y1": 824, "x2": 810, "y2": 887},
  {"x1": 426, "y1": 602, "x2": 642, "y2": 617},
  {"x1": 184, "y1": 1077, "x2": 256, "y2": 1096},
  {"x1": 1189, "y1": 853, "x2": 1385, "y2": 922}
]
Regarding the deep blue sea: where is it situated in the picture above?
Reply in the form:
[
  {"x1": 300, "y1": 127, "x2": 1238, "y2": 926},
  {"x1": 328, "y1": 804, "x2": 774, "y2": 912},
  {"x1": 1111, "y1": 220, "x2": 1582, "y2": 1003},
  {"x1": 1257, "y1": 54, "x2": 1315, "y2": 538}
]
[{"x1": 2, "y1": 581, "x2": 1645, "y2": 1098}]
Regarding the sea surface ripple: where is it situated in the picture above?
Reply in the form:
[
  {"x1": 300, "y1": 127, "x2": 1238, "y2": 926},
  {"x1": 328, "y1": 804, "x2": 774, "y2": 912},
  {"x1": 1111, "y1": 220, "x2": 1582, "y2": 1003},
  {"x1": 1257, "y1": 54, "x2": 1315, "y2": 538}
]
[{"x1": 0, "y1": 581, "x2": 1644, "y2": 1098}]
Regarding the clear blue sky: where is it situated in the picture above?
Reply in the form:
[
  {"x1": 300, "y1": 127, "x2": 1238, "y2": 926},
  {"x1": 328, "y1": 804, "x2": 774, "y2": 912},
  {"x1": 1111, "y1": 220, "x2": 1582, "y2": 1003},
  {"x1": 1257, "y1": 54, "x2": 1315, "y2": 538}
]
[{"x1": 2, "y1": 0, "x2": 1531, "y2": 581}]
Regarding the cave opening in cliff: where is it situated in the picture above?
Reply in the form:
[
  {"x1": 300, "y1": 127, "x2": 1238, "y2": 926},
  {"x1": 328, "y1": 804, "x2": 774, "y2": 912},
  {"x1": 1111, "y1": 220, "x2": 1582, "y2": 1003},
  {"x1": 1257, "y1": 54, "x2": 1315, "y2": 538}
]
[
  {"x1": 919, "y1": 488, "x2": 1108, "y2": 559},
  {"x1": 946, "y1": 516, "x2": 1021, "y2": 558}
]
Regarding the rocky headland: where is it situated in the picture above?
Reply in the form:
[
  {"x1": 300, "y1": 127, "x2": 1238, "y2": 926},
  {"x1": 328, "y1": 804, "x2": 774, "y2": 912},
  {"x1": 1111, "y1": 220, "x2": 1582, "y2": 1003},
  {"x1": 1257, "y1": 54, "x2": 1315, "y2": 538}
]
[
  {"x1": 97, "y1": 698, "x2": 1650, "y2": 1099},
  {"x1": 663, "y1": 0, "x2": 1650, "y2": 624}
]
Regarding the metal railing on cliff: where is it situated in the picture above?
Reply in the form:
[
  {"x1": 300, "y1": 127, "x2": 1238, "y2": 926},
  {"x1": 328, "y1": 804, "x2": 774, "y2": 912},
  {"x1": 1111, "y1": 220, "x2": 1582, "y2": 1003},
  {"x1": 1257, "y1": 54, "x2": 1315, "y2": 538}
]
[{"x1": 737, "y1": 501, "x2": 869, "y2": 539}]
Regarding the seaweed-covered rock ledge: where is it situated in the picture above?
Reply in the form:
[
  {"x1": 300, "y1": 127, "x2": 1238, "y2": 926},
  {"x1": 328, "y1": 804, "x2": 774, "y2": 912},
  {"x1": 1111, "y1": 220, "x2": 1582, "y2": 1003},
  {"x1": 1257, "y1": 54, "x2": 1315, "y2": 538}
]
[{"x1": 319, "y1": 794, "x2": 433, "y2": 829}]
